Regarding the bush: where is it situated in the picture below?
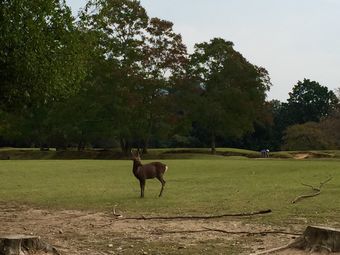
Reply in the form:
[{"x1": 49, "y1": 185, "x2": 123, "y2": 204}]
[{"x1": 282, "y1": 122, "x2": 333, "y2": 150}]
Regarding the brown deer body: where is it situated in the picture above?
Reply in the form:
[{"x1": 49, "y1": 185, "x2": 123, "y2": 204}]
[{"x1": 132, "y1": 153, "x2": 168, "y2": 198}]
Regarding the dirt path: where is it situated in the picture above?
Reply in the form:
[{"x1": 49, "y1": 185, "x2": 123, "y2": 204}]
[{"x1": 0, "y1": 203, "x2": 338, "y2": 254}]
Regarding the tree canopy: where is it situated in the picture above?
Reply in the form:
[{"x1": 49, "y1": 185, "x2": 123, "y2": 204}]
[
  {"x1": 285, "y1": 79, "x2": 338, "y2": 125},
  {"x1": 0, "y1": 0, "x2": 88, "y2": 110},
  {"x1": 187, "y1": 38, "x2": 271, "y2": 152},
  {"x1": 1, "y1": 0, "x2": 339, "y2": 153}
]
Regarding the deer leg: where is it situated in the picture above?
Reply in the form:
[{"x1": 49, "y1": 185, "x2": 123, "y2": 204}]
[
  {"x1": 139, "y1": 179, "x2": 145, "y2": 198},
  {"x1": 157, "y1": 176, "x2": 166, "y2": 197}
]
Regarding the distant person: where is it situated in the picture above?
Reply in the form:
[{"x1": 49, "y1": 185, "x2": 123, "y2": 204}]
[
  {"x1": 260, "y1": 149, "x2": 266, "y2": 158},
  {"x1": 265, "y1": 149, "x2": 270, "y2": 158},
  {"x1": 260, "y1": 149, "x2": 270, "y2": 158}
]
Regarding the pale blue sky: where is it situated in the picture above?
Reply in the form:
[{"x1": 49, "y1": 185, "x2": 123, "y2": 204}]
[{"x1": 66, "y1": 0, "x2": 340, "y2": 101}]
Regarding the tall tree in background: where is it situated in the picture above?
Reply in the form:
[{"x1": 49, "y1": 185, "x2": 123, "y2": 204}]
[
  {"x1": 1, "y1": 0, "x2": 280, "y2": 151},
  {"x1": 0, "y1": 0, "x2": 89, "y2": 148},
  {"x1": 188, "y1": 38, "x2": 271, "y2": 153},
  {"x1": 285, "y1": 79, "x2": 338, "y2": 125},
  {"x1": 80, "y1": 0, "x2": 188, "y2": 154},
  {"x1": 137, "y1": 17, "x2": 187, "y2": 152},
  {"x1": 80, "y1": 0, "x2": 149, "y2": 153},
  {"x1": 0, "y1": 0, "x2": 87, "y2": 109}
]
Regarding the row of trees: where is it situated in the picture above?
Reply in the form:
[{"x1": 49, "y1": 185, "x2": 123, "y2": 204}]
[
  {"x1": 0, "y1": 0, "x2": 339, "y2": 153},
  {"x1": 246, "y1": 79, "x2": 339, "y2": 150}
]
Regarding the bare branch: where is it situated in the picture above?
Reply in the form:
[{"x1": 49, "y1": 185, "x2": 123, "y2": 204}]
[
  {"x1": 202, "y1": 227, "x2": 300, "y2": 236},
  {"x1": 152, "y1": 227, "x2": 300, "y2": 236},
  {"x1": 319, "y1": 177, "x2": 333, "y2": 189},
  {"x1": 116, "y1": 209, "x2": 272, "y2": 220},
  {"x1": 301, "y1": 183, "x2": 317, "y2": 190},
  {"x1": 292, "y1": 177, "x2": 333, "y2": 204},
  {"x1": 251, "y1": 243, "x2": 293, "y2": 255}
]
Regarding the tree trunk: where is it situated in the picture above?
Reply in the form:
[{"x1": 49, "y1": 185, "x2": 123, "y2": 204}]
[
  {"x1": 120, "y1": 137, "x2": 131, "y2": 156},
  {"x1": 77, "y1": 141, "x2": 85, "y2": 151},
  {"x1": 0, "y1": 235, "x2": 59, "y2": 255},
  {"x1": 142, "y1": 137, "x2": 149, "y2": 154},
  {"x1": 211, "y1": 133, "x2": 216, "y2": 154}
]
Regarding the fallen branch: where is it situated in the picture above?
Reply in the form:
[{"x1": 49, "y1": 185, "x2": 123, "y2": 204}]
[
  {"x1": 120, "y1": 209, "x2": 271, "y2": 220},
  {"x1": 203, "y1": 227, "x2": 300, "y2": 236},
  {"x1": 291, "y1": 177, "x2": 332, "y2": 204},
  {"x1": 251, "y1": 242, "x2": 294, "y2": 255},
  {"x1": 153, "y1": 227, "x2": 300, "y2": 236},
  {"x1": 153, "y1": 229, "x2": 210, "y2": 234}
]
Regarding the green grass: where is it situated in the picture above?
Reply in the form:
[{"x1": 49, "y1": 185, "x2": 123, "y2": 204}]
[{"x1": 0, "y1": 158, "x2": 340, "y2": 225}]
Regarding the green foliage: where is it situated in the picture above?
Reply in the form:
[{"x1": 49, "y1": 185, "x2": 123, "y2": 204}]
[
  {"x1": 79, "y1": 0, "x2": 188, "y2": 153},
  {"x1": 320, "y1": 109, "x2": 340, "y2": 149},
  {"x1": 286, "y1": 79, "x2": 338, "y2": 125},
  {"x1": 282, "y1": 107, "x2": 340, "y2": 151},
  {"x1": 251, "y1": 82, "x2": 339, "y2": 152},
  {"x1": 282, "y1": 122, "x2": 331, "y2": 150},
  {"x1": 0, "y1": 0, "x2": 92, "y2": 148},
  {"x1": 188, "y1": 38, "x2": 271, "y2": 152},
  {"x1": 0, "y1": 0, "x2": 88, "y2": 109}
]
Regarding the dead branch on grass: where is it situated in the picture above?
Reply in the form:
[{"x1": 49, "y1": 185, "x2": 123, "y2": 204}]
[
  {"x1": 153, "y1": 227, "x2": 300, "y2": 236},
  {"x1": 291, "y1": 177, "x2": 332, "y2": 204},
  {"x1": 203, "y1": 227, "x2": 301, "y2": 236},
  {"x1": 153, "y1": 229, "x2": 210, "y2": 234},
  {"x1": 118, "y1": 209, "x2": 271, "y2": 220}
]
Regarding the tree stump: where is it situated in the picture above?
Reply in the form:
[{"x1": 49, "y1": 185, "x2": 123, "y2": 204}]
[
  {"x1": 291, "y1": 226, "x2": 340, "y2": 252},
  {"x1": 0, "y1": 235, "x2": 60, "y2": 255},
  {"x1": 253, "y1": 226, "x2": 340, "y2": 254}
]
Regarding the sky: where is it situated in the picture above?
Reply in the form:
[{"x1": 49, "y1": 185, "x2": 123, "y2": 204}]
[{"x1": 66, "y1": 0, "x2": 340, "y2": 101}]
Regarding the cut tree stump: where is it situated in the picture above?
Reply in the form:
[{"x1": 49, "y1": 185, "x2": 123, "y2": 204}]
[
  {"x1": 292, "y1": 226, "x2": 340, "y2": 252},
  {"x1": 0, "y1": 235, "x2": 60, "y2": 255},
  {"x1": 253, "y1": 226, "x2": 340, "y2": 254}
]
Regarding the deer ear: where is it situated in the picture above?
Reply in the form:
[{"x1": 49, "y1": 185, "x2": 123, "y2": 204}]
[{"x1": 131, "y1": 149, "x2": 136, "y2": 158}]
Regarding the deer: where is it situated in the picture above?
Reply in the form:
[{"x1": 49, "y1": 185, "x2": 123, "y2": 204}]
[{"x1": 131, "y1": 150, "x2": 168, "y2": 198}]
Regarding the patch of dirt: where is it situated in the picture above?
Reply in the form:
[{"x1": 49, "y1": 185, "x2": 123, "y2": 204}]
[
  {"x1": 292, "y1": 152, "x2": 335, "y2": 159},
  {"x1": 1, "y1": 203, "x2": 339, "y2": 255},
  {"x1": 293, "y1": 153, "x2": 310, "y2": 159}
]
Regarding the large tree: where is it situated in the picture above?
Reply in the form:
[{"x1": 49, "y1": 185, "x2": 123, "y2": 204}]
[
  {"x1": 80, "y1": 0, "x2": 187, "y2": 154},
  {"x1": 79, "y1": 0, "x2": 149, "y2": 153},
  {"x1": 0, "y1": 0, "x2": 87, "y2": 110},
  {"x1": 188, "y1": 38, "x2": 271, "y2": 153},
  {"x1": 0, "y1": 0, "x2": 89, "y2": 148},
  {"x1": 136, "y1": 17, "x2": 188, "y2": 152},
  {"x1": 285, "y1": 79, "x2": 338, "y2": 125}
]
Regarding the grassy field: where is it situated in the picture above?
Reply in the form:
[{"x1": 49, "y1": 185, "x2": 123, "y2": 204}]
[{"x1": 0, "y1": 157, "x2": 340, "y2": 225}]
